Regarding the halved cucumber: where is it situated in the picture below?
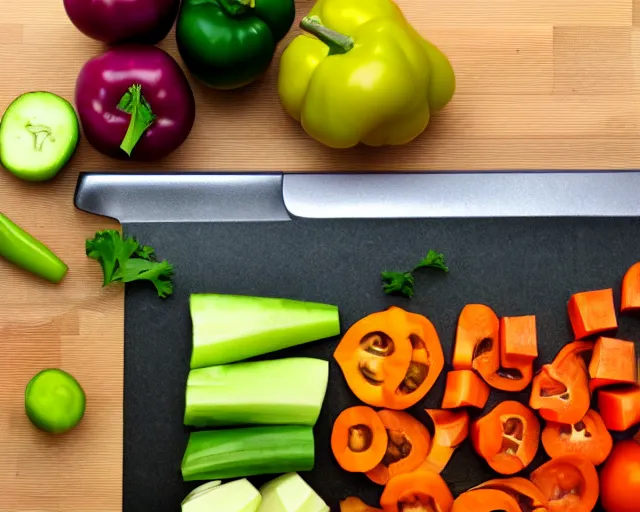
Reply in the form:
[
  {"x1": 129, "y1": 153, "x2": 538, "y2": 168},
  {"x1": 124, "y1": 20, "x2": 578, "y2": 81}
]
[{"x1": 0, "y1": 91, "x2": 79, "y2": 181}]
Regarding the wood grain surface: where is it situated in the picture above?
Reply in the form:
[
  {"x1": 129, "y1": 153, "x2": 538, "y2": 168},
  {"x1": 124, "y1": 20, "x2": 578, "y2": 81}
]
[{"x1": 1, "y1": 0, "x2": 640, "y2": 511}]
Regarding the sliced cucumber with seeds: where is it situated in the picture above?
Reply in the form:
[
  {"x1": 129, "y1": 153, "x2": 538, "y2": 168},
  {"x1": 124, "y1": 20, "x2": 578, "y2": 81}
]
[{"x1": 0, "y1": 91, "x2": 79, "y2": 181}]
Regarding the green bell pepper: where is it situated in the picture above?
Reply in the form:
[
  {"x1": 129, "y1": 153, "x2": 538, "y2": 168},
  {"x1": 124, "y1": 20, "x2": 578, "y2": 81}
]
[
  {"x1": 176, "y1": 0, "x2": 296, "y2": 90},
  {"x1": 0, "y1": 213, "x2": 68, "y2": 283}
]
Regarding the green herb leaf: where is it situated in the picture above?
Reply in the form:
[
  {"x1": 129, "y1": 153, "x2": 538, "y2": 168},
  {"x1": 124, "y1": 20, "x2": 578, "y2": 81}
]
[
  {"x1": 414, "y1": 249, "x2": 449, "y2": 272},
  {"x1": 381, "y1": 271, "x2": 415, "y2": 299},
  {"x1": 85, "y1": 229, "x2": 174, "y2": 298}
]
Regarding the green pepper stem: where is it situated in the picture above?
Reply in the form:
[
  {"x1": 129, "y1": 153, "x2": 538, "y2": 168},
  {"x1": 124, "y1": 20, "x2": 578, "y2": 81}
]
[
  {"x1": 300, "y1": 15, "x2": 354, "y2": 55},
  {"x1": 218, "y1": 0, "x2": 255, "y2": 16},
  {"x1": 117, "y1": 84, "x2": 156, "y2": 157}
]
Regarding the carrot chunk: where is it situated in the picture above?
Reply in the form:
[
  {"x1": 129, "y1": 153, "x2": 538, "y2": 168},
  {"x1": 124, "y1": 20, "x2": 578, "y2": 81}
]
[
  {"x1": 588, "y1": 336, "x2": 636, "y2": 391},
  {"x1": 365, "y1": 410, "x2": 431, "y2": 485},
  {"x1": 597, "y1": 385, "x2": 640, "y2": 431},
  {"x1": 441, "y1": 369, "x2": 490, "y2": 409},
  {"x1": 567, "y1": 288, "x2": 617, "y2": 340},
  {"x1": 500, "y1": 315, "x2": 538, "y2": 361}
]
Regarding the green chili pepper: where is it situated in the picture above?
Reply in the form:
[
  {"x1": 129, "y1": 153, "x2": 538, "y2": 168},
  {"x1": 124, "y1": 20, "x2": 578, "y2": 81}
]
[{"x1": 0, "y1": 213, "x2": 68, "y2": 283}]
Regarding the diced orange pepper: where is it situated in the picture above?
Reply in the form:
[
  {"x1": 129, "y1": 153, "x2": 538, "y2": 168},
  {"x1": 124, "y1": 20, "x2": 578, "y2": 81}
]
[
  {"x1": 441, "y1": 369, "x2": 490, "y2": 409},
  {"x1": 472, "y1": 477, "x2": 549, "y2": 511},
  {"x1": 340, "y1": 497, "x2": 383, "y2": 512},
  {"x1": 567, "y1": 288, "x2": 617, "y2": 340},
  {"x1": 530, "y1": 454, "x2": 599, "y2": 512},
  {"x1": 541, "y1": 409, "x2": 613, "y2": 466},
  {"x1": 530, "y1": 341, "x2": 593, "y2": 424},
  {"x1": 365, "y1": 410, "x2": 431, "y2": 485},
  {"x1": 418, "y1": 409, "x2": 469, "y2": 473},
  {"x1": 597, "y1": 385, "x2": 640, "y2": 431},
  {"x1": 588, "y1": 336, "x2": 636, "y2": 391},
  {"x1": 334, "y1": 306, "x2": 444, "y2": 409},
  {"x1": 501, "y1": 315, "x2": 538, "y2": 361},
  {"x1": 380, "y1": 471, "x2": 454, "y2": 512},
  {"x1": 621, "y1": 262, "x2": 640, "y2": 312},
  {"x1": 471, "y1": 400, "x2": 540, "y2": 475},
  {"x1": 452, "y1": 489, "x2": 521, "y2": 512},
  {"x1": 330, "y1": 406, "x2": 389, "y2": 473}
]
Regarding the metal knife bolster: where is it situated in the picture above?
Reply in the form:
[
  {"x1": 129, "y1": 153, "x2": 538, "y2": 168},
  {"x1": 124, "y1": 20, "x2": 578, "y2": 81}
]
[{"x1": 74, "y1": 171, "x2": 640, "y2": 223}]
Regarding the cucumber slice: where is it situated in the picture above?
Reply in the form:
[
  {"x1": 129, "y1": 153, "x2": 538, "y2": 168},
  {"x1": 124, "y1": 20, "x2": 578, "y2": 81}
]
[
  {"x1": 24, "y1": 368, "x2": 86, "y2": 434},
  {"x1": 189, "y1": 294, "x2": 340, "y2": 368},
  {"x1": 182, "y1": 479, "x2": 261, "y2": 512},
  {"x1": 0, "y1": 92, "x2": 79, "y2": 181},
  {"x1": 184, "y1": 357, "x2": 329, "y2": 428},
  {"x1": 181, "y1": 425, "x2": 315, "y2": 481},
  {"x1": 258, "y1": 473, "x2": 329, "y2": 512}
]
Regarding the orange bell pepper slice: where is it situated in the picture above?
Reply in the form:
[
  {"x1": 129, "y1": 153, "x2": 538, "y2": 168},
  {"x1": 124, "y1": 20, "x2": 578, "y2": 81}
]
[
  {"x1": 380, "y1": 471, "x2": 454, "y2": 512},
  {"x1": 441, "y1": 369, "x2": 489, "y2": 409},
  {"x1": 471, "y1": 477, "x2": 549, "y2": 511},
  {"x1": 541, "y1": 409, "x2": 613, "y2": 466},
  {"x1": 365, "y1": 410, "x2": 431, "y2": 485},
  {"x1": 454, "y1": 304, "x2": 534, "y2": 392},
  {"x1": 334, "y1": 306, "x2": 444, "y2": 409},
  {"x1": 331, "y1": 405, "x2": 389, "y2": 473},
  {"x1": 471, "y1": 400, "x2": 540, "y2": 475},
  {"x1": 451, "y1": 489, "x2": 521, "y2": 512},
  {"x1": 418, "y1": 409, "x2": 469, "y2": 473},
  {"x1": 340, "y1": 497, "x2": 383, "y2": 512},
  {"x1": 501, "y1": 315, "x2": 538, "y2": 361},
  {"x1": 588, "y1": 336, "x2": 636, "y2": 391},
  {"x1": 530, "y1": 341, "x2": 593, "y2": 424},
  {"x1": 621, "y1": 261, "x2": 640, "y2": 312},
  {"x1": 453, "y1": 303, "x2": 500, "y2": 374},
  {"x1": 597, "y1": 385, "x2": 640, "y2": 431},
  {"x1": 530, "y1": 454, "x2": 599, "y2": 512},
  {"x1": 567, "y1": 288, "x2": 617, "y2": 340}
]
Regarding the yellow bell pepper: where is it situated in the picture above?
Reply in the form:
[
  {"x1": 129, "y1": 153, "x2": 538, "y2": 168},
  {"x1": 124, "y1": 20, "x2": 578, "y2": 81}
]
[{"x1": 277, "y1": 0, "x2": 456, "y2": 149}]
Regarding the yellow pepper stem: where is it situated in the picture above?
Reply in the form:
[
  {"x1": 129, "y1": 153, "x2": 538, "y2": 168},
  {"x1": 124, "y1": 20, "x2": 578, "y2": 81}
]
[{"x1": 300, "y1": 15, "x2": 354, "y2": 55}]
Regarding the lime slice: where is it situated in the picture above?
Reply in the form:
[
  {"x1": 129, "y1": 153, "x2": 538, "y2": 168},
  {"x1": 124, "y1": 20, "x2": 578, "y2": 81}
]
[
  {"x1": 25, "y1": 368, "x2": 86, "y2": 434},
  {"x1": 0, "y1": 92, "x2": 79, "y2": 181}
]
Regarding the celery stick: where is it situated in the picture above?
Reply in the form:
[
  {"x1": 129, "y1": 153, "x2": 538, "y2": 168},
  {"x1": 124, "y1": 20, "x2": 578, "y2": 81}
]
[
  {"x1": 258, "y1": 473, "x2": 329, "y2": 512},
  {"x1": 189, "y1": 294, "x2": 340, "y2": 368},
  {"x1": 182, "y1": 479, "x2": 261, "y2": 512},
  {"x1": 181, "y1": 426, "x2": 315, "y2": 481},
  {"x1": 184, "y1": 358, "x2": 329, "y2": 428}
]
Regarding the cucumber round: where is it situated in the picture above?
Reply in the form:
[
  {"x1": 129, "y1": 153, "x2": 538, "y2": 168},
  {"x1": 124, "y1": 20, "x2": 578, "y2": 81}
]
[
  {"x1": 0, "y1": 91, "x2": 79, "y2": 181},
  {"x1": 25, "y1": 368, "x2": 86, "y2": 434}
]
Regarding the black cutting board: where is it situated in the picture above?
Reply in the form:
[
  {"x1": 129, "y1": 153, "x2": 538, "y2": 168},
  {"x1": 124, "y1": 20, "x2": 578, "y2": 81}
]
[{"x1": 122, "y1": 216, "x2": 640, "y2": 512}]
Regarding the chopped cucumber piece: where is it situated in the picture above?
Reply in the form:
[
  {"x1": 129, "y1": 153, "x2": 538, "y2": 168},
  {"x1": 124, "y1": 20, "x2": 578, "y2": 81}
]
[
  {"x1": 181, "y1": 425, "x2": 315, "y2": 481},
  {"x1": 258, "y1": 473, "x2": 329, "y2": 512},
  {"x1": 189, "y1": 294, "x2": 340, "y2": 368},
  {"x1": 0, "y1": 92, "x2": 79, "y2": 181},
  {"x1": 24, "y1": 368, "x2": 86, "y2": 434},
  {"x1": 184, "y1": 357, "x2": 329, "y2": 428},
  {"x1": 182, "y1": 479, "x2": 261, "y2": 512}
]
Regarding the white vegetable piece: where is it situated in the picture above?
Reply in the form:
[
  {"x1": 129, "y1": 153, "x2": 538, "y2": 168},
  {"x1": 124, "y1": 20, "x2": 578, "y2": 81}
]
[
  {"x1": 258, "y1": 473, "x2": 329, "y2": 512},
  {"x1": 182, "y1": 478, "x2": 262, "y2": 512}
]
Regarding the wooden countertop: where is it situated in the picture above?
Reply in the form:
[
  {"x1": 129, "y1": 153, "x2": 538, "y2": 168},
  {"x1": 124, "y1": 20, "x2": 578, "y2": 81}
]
[{"x1": 1, "y1": 0, "x2": 639, "y2": 510}]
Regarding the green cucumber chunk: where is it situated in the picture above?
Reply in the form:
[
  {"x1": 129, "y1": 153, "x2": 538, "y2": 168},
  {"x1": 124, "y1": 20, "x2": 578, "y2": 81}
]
[
  {"x1": 182, "y1": 479, "x2": 261, "y2": 512},
  {"x1": 181, "y1": 425, "x2": 315, "y2": 481},
  {"x1": 189, "y1": 294, "x2": 340, "y2": 368},
  {"x1": 258, "y1": 473, "x2": 329, "y2": 512},
  {"x1": 0, "y1": 91, "x2": 79, "y2": 181},
  {"x1": 24, "y1": 368, "x2": 86, "y2": 434},
  {"x1": 184, "y1": 357, "x2": 329, "y2": 428}
]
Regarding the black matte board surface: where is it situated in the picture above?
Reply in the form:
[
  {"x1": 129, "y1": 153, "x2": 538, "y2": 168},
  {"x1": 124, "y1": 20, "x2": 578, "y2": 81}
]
[{"x1": 122, "y1": 217, "x2": 640, "y2": 512}]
